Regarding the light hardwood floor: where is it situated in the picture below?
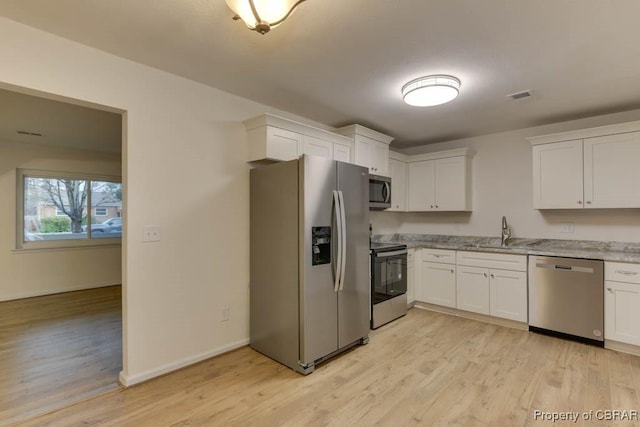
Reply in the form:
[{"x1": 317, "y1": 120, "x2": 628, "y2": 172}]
[
  {"x1": 20, "y1": 307, "x2": 640, "y2": 426},
  {"x1": 0, "y1": 286, "x2": 122, "y2": 426}
]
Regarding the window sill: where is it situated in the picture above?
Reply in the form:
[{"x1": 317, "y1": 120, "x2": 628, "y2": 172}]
[{"x1": 12, "y1": 242, "x2": 122, "y2": 254}]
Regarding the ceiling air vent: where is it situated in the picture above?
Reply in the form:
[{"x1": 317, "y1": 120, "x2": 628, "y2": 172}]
[
  {"x1": 17, "y1": 130, "x2": 43, "y2": 136},
  {"x1": 507, "y1": 90, "x2": 532, "y2": 100}
]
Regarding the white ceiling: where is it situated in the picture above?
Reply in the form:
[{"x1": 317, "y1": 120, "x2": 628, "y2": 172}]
[
  {"x1": 2, "y1": 1, "x2": 640, "y2": 149},
  {"x1": 0, "y1": 88, "x2": 122, "y2": 153}
]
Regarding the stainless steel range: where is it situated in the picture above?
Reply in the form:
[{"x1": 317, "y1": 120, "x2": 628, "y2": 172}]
[{"x1": 370, "y1": 242, "x2": 408, "y2": 329}]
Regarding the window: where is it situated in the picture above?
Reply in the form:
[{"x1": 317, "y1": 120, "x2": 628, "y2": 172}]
[{"x1": 18, "y1": 169, "x2": 122, "y2": 249}]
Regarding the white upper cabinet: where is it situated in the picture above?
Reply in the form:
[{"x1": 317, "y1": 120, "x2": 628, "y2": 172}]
[
  {"x1": 532, "y1": 140, "x2": 584, "y2": 209},
  {"x1": 333, "y1": 142, "x2": 352, "y2": 163},
  {"x1": 408, "y1": 160, "x2": 435, "y2": 211},
  {"x1": 248, "y1": 126, "x2": 303, "y2": 162},
  {"x1": 584, "y1": 132, "x2": 640, "y2": 208},
  {"x1": 302, "y1": 135, "x2": 333, "y2": 159},
  {"x1": 244, "y1": 113, "x2": 354, "y2": 163},
  {"x1": 337, "y1": 124, "x2": 394, "y2": 176},
  {"x1": 406, "y1": 149, "x2": 472, "y2": 212},
  {"x1": 388, "y1": 156, "x2": 407, "y2": 212},
  {"x1": 529, "y1": 121, "x2": 640, "y2": 209}
]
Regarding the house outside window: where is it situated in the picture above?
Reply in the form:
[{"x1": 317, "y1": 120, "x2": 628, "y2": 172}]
[{"x1": 18, "y1": 169, "x2": 122, "y2": 249}]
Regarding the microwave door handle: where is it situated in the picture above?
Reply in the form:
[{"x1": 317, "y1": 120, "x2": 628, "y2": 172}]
[
  {"x1": 338, "y1": 190, "x2": 347, "y2": 291},
  {"x1": 333, "y1": 190, "x2": 342, "y2": 293},
  {"x1": 383, "y1": 182, "x2": 391, "y2": 203}
]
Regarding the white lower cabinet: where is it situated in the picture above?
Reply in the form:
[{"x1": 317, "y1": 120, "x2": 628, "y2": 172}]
[
  {"x1": 456, "y1": 266, "x2": 490, "y2": 315},
  {"x1": 604, "y1": 262, "x2": 640, "y2": 346},
  {"x1": 420, "y1": 249, "x2": 457, "y2": 308},
  {"x1": 489, "y1": 269, "x2": 528, "y2": 322},
  {"x1": 455, "y1": 251, "x2": 527, "y2": 323},
  {"x1": 455, "y1": 266, "x2": 526, "y2": 321}
]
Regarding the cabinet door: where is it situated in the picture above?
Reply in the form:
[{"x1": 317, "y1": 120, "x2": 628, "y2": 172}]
[
  {"x1": 456, "y1": 266, "x2": 490, "y2": 315},
  {"x1": 388, "y1": 159, "x2": 407, "y2": 211},
  {"x1": 605, "y1": 281, "x2": 640, "y2": 346},
  {"x1": 265, "y1": 127, "x2": 303, "y2": 161},
  {"x1": 408, "y1": 160, "x2": 435, "y2": 211},
  {"x1": 370, "y1": 141, "x2": 389, "y2": 176},
  {"x1": 333, "y1": 143, "x2": 351, "y2": 163},
  {"x1": 353, "y1": 136, "x2": 371, "y2": 169},
  {"x1": 420, "y1": 261, "x2": 456, "y2": 307},
  {"x1": 302, "y1": 135, "x2": 333, "y2": 159},
  {"x1": 435, "y1": 157, "x2": 468, "y2": 210},
  {"x1": 406, "y1": 249, "x2": 415, "y2": 304},
  {"x1": 532, "y1": 140, "x2": 584, "y2": 209},
  {"x1": 490, "y1": 269, "x2": 527, "y2": 322},
  {"x1": 584, "y1": 132, "x2": 640, "y2": 208}
]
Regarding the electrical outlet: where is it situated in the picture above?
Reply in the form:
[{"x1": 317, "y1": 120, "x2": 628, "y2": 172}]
[
  {"x1": 559, "y1": 222, "x2": 575, "y2": 233},
  {"x1": 221, "y1": 306, "x2": 230, "y2": 322},
  {"x1": 143, "y1": 225, "x2": 161, "y2": 242}
]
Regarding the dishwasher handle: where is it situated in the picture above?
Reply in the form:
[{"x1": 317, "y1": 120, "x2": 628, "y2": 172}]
[{"x1": 535, "y1": 262, "x2": 594, "y2": 274}]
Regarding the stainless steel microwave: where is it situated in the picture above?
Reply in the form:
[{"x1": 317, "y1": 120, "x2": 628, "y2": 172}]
[{"x1": 369, "y1": 174, "x2": 391, "y2": 210}]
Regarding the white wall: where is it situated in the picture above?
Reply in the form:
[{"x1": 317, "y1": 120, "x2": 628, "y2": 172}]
[
  {"x1": 0, "y1": 139, "x2": 122, "y2": 301},
  {"x1": 373, "y1": 109, "x2": 640, "y2": 242},
  {"x1": 0, "y1": 17, "x2": 336, "y2": 385}
]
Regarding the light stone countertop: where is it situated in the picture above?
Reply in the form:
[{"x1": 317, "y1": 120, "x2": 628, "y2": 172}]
[{"x1": 372, "y1": 234, "x2": 640, "y2": 263}]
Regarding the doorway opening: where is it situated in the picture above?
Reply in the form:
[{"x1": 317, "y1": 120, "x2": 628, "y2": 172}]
[{"x1": 0, "y1": 85, "x2": 125, "y2": 424}]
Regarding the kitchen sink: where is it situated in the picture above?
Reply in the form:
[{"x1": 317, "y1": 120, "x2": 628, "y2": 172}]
[{"x1": 462, "y1": 243, "x2": 503, "y2": 249}]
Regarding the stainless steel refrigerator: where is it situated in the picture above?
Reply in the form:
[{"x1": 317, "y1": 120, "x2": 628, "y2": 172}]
[{"x1": 250, "y1": 155, "x2": 370, "y2": 374}]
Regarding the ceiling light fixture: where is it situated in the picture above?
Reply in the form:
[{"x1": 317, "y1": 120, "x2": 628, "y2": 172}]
[
  {"x1": 225, "y1": 0, "x2": 307, "y2": 35},
  {"x1": 402, "y1": 75, "x2": 461, "y2": 107}
]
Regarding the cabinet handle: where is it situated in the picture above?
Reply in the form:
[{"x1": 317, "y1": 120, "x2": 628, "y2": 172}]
[
  {"x1": 430, "y1": 205, "x2": 434, "y2": 208},
  {"x1": 607, "y1": 287, "x2": 613, "y2": 292},
  {"x1": 577, "y1": 200, "x2": 582, "y2": 204},
  {"x1": 615, "y1": 270, "x2": 638, "y2": 276},
  {"x1": 450, "y1": 269, "x2": 454, "y2": 274},
  {"x1": 586, "y1": 201, "x2": 592, "y2": 204},
  {"x1": 483, "y1": 273, "x2": 487, "y2": 278},
  {"x1": 490, "y1": 274, "x2": 495, "y2": 278}
]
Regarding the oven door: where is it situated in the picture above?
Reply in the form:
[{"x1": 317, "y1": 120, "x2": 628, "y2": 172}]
[
  {"x1": 369, "y1": 175, "x2": 391, "y2": 209},
  {"x1": 372, "y1": 249, "x2": 407, "y2": 304}
]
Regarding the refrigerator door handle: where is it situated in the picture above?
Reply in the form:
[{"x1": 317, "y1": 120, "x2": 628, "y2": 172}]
[
  {"x1": 338, "y1": 190, "x2": 347, "y2": 291},
  {"x1": 333, "y1": 190, "x2": 342, "y2": 293}
]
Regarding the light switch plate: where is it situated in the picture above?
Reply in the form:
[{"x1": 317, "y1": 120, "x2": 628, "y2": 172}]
[{"x1": 143, "y1": 225, "x2": 161, "y2": 242}]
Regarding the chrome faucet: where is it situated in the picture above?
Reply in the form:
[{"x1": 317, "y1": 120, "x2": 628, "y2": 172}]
[{"x1": 501, "y1": 216, "x2": 512, "y2": 247}]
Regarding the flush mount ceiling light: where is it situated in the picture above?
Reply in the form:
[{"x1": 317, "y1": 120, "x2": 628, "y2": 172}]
[
  {"x1": 225, "y1": 0, "x2": 307, "y2": 35},
  {"x1": 402, "y1": 75, "x2": 461, "y2": 107}
]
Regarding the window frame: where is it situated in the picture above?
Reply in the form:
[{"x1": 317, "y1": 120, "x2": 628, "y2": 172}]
[
  {"x1": 94, "y1": 207, "x2": 108, "y2": 217},
  {"x1": 16, "y1": 169, "x2": 123, "y2": 250}
]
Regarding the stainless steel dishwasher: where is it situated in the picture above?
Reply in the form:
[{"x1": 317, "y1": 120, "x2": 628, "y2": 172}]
[{"x1": 528, "y1": 256, "x2": 604, "y2": 346}]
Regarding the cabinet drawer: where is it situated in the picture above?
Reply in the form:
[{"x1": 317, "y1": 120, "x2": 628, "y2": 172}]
[
  {"x1": 605, "y1": 262, "x2": 640, "y2": 284},
  {"x1": 456, "y1": 251, "x2": 527, "y2": 271},
  {"x1": 421, "y1": 248, "x2": 456, "y2": 264}
]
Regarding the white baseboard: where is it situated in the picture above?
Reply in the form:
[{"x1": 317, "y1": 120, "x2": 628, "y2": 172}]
[
  {"x1": 0, "y1": 280, "x2": 121, "y2": 302},
  {"x1": 605, "y1": 339, "x2": 640, "y2": 357},
  {"x1": 413, "y1": 301, "x2": 529, "y2": 331},
  {"x1": 118, "y1": 338, "x2": 250, "y2": 387}
]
